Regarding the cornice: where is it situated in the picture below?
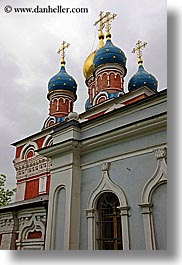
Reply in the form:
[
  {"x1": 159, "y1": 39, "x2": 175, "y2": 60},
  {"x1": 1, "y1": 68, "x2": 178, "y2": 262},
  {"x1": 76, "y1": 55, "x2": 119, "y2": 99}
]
[
  {"x1": 80, "y1": 112, "x2": 167, "y2": 154},
  {"x1": 38, "y1": 111, "x2": 166, "y2": 159},
  {"x1": 79, "y1": 88, "x2": 166, "y2": 124}
]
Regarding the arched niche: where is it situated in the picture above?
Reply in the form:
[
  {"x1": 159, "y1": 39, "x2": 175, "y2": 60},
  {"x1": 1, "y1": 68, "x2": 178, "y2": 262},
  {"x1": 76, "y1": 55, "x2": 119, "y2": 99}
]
[{"x1": 139, "y1": 147, "x2": 167, "y2": 250}]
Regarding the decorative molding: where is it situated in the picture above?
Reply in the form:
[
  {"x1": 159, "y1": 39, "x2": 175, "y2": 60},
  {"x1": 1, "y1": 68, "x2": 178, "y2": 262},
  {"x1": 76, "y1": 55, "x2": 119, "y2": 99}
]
[
  {"x1": 105, "y1": 102, "x2": 125, "y2": 113},
  {"x1": 140, "y1": 147, "x2": 167, "y2": 205},
  {"x1": 154, "y1": 146, "x2": 167, "y2": 160},
  {"x1": 17, "y1": 209, "x2": 46, "y2": 250},
  {"x1": 95, "y1": 66, "x2": 125, "y2": 78},
  {"x1": 88, "y1": 162, "x2": 128, "y2": 208},
  {"x1": 19, "y1": 141, "x2": 39, "y2": 160},
  {"x1": 92, "y1": 91, "x2": 108, "y2": 106},
  {"x1": 81, "y1": 113, "x2": 166, "y2": 156},
  {"x1": 139, "y1": 147, "x2": 167, "y2": 250},
  {"x1": 14, "y1": 154, "x2": 52, "y2": 181},
  {"x1": 43, "y1": 116, "x2": 56, "y2": 128},
  {"x1": 86, "y1": 162, "x2": 130, "y2": 250},
  {"x1": 42, "y1": 135, "x2": 53, "y2": 148},
  {"x1": 0, "y1": 215, "x2": 14, "y2": 232},
  {"x1": 39, "y1": 176, "x2": 47, "y2": 194}
]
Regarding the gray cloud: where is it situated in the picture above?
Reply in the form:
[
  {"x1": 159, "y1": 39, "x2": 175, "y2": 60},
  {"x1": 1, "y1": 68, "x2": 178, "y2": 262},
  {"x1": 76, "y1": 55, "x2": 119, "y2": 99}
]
[{"x1": 0, "y1": 0, "x2": 167, "y2": 189}]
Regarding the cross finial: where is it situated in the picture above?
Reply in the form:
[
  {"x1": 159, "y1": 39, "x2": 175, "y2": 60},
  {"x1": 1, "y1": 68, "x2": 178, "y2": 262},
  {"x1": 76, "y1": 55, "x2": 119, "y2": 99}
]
[
  {"x1": 57, "y1": 41, "x2": 70, "y2": 65},
  {"x1": 105, "y1": 12, "x2": 117, "y2": 39},
  {"x1": 93, "y1": 11, "x2": 117, "y2": 46},
  {"x1": 93, "y1": 11, "x2": 107, "y2": 48},
  {"x1": 132, "y1": 40, "x2": 147, "y2": 65},
  {"x1": 93, "y1": 11, "x2": 107, "y2": 32}
]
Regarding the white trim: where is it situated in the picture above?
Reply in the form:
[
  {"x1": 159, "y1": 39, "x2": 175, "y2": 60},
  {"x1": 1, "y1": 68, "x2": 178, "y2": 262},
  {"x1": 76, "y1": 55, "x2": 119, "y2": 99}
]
[
  {"x1": 17, "y1": 209, "x2": 46, "y2": 250},
  {"x1": 92, "y1": 91, "x2": 108, "y2": 106},
  {"x1": 44, "y1": 116, "x2": 56, "y2": 129},
  {"x1": 105, "y1": 103, "x2": 125, "y2": 113},
  {"x1": 86, "y1": 162, "x2": 130, "y2": 250},
  {"x1": 139, "y1": 147, "x2": 167, "y2": 250},
  {"x1": 140, "y1": 148, "x2": 167, "y2": 204},
  {"x1": 39, "y1": 176, "x2": 47, "y2": 194},
  {"x1": 20, "y1": 141, "x2": 38, "y2": 160},
  {"x1": 42, "y1": 135, "x2": 53, "y2": 148},
  {"x1": 95, "y1": 65, "x2": 125, "y2": 77}
]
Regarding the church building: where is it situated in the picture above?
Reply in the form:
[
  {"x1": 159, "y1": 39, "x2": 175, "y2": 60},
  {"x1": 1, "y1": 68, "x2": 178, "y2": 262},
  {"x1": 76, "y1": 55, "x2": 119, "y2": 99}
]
[{"x1": 0, "y1": 12, "x2": 167, "y2": 250}]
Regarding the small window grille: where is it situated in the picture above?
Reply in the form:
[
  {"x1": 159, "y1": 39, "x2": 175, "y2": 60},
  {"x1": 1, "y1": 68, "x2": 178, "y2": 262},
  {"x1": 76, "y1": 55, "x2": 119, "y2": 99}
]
[{"x1": 96, "y1": 192, "x2": 123, "y2": 250}]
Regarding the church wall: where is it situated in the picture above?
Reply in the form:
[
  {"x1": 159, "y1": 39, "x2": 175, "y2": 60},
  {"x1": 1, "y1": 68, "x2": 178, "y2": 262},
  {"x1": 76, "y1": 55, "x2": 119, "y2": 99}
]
[
  {"x1": 108, "y1": 153, "x2": 156, "y2": 250},
  {"x1": 79, "y1": 128, "x2": 166, "y2": 250},
  {"x1": 81, "y1": 129, "x2": 166, "y2": 166}
]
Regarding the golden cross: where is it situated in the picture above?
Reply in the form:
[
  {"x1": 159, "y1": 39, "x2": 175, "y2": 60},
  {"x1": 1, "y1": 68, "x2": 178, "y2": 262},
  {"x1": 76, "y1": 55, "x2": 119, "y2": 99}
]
[
  {"x1": 57, "y1": 41, "x2": 70, "y2": 64},
  {"x1": 93, "y1": 11, "x2": 108, "y2": 32},
  {"x1": 105, "y1": 12, "x2": 117, "y2": 38},
  {"x1": 132, "y1": 40, "x2": 147, "y2": 64}
]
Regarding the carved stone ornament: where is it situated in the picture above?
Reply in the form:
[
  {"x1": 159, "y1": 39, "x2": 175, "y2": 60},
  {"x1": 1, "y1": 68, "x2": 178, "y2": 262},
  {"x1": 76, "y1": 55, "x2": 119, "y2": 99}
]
[
  {"x1": 101, "y1": 162, "x2": 110, "y2": 172},
  {"x1": 154, "y1": 147, "x2": 167, "y2": 160}
]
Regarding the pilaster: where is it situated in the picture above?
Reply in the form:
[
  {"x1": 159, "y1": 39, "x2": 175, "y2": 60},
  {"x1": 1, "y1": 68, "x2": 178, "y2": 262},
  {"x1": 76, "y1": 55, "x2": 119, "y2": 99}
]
[{"x1": 42, "y1": 123, "x2": 81, "y2": 250}]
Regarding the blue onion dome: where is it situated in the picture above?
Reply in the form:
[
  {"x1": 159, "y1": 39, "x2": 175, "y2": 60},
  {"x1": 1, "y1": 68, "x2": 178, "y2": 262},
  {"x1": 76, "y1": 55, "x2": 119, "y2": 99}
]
[
  {"x1": 128, "y1": 64, "x2": 158, "y2": 92},
  {"x1": 47, "y1": 64, "x2": 77, "y2": 100},
  {"x1": 93, "y1": 39, "x2": 127, "y2": 74},
  {"x1": 85, "y1": 98, "x2": 92, "y2": 111}
]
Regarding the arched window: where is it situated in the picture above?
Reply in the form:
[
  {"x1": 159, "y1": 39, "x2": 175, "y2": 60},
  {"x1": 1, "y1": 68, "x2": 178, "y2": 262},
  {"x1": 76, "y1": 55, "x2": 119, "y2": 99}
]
[
  {"x1": 86, "y1": 163, "x2": 130, "y2": 250},
  {"x1": 96, "y1": 192, "x2": 122, "y2": 250}
]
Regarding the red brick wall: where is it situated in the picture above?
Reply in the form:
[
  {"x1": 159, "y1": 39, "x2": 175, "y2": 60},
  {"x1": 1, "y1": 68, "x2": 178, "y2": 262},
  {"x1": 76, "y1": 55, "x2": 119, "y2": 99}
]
[
  {"x1": 50, "y1": 97, "x2": 73, "y2": 117},
  {"x1": 87, "y1": 111, "x2": 106, "y2": 120},
  {"x1": 15, "y1": 145, "x2": 24, "y2": 159},
  {"x1": 97, "y1": 74, "x2": 108, "y2": 90},
  {"x1": 35, "y1": 136, "x2": 46, "y2": 149},
  {"x1": 25, "y1": 179, "x2": 39, "y2": 200},
  {"x1": 125, "y1": 94, "x2": 147, "y2": 105},
  {"x1": 96, "y1": 71, "x2": 123, "y2": 95},
  {"x1": 109, "y1": 73, "x2": 121, "y2": 89},
  {"x1": 46, "y1": 175, "x2": 51, "y2": 193}
]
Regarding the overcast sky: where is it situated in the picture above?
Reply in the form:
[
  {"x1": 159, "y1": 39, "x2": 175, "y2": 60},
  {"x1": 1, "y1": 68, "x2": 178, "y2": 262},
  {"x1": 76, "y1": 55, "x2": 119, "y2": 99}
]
[{"x1": 0, "y1": 0, "x2": 167, "y2": 189}]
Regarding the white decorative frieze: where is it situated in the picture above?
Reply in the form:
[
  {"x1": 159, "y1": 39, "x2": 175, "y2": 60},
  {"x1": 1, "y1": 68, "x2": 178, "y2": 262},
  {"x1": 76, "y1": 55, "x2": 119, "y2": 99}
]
[
  {"x1": 16, "y1": 208, "x2": 47, "y2": 250},
  {"x1": 14, "y1": 155, "x2": 52, "y2": 180}
]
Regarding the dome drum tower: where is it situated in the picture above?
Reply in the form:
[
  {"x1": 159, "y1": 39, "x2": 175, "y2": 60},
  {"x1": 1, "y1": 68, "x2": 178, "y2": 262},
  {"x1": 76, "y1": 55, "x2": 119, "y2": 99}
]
[
  {"x1": 43, "y1": 41, "x2": 77, "y2": 129},
  {"x1": 48, "y1": 91, "x2": 74, "y2": 118},
  {"x1": 83, "y1": 12, "x2": 127, "y2": 110}
]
